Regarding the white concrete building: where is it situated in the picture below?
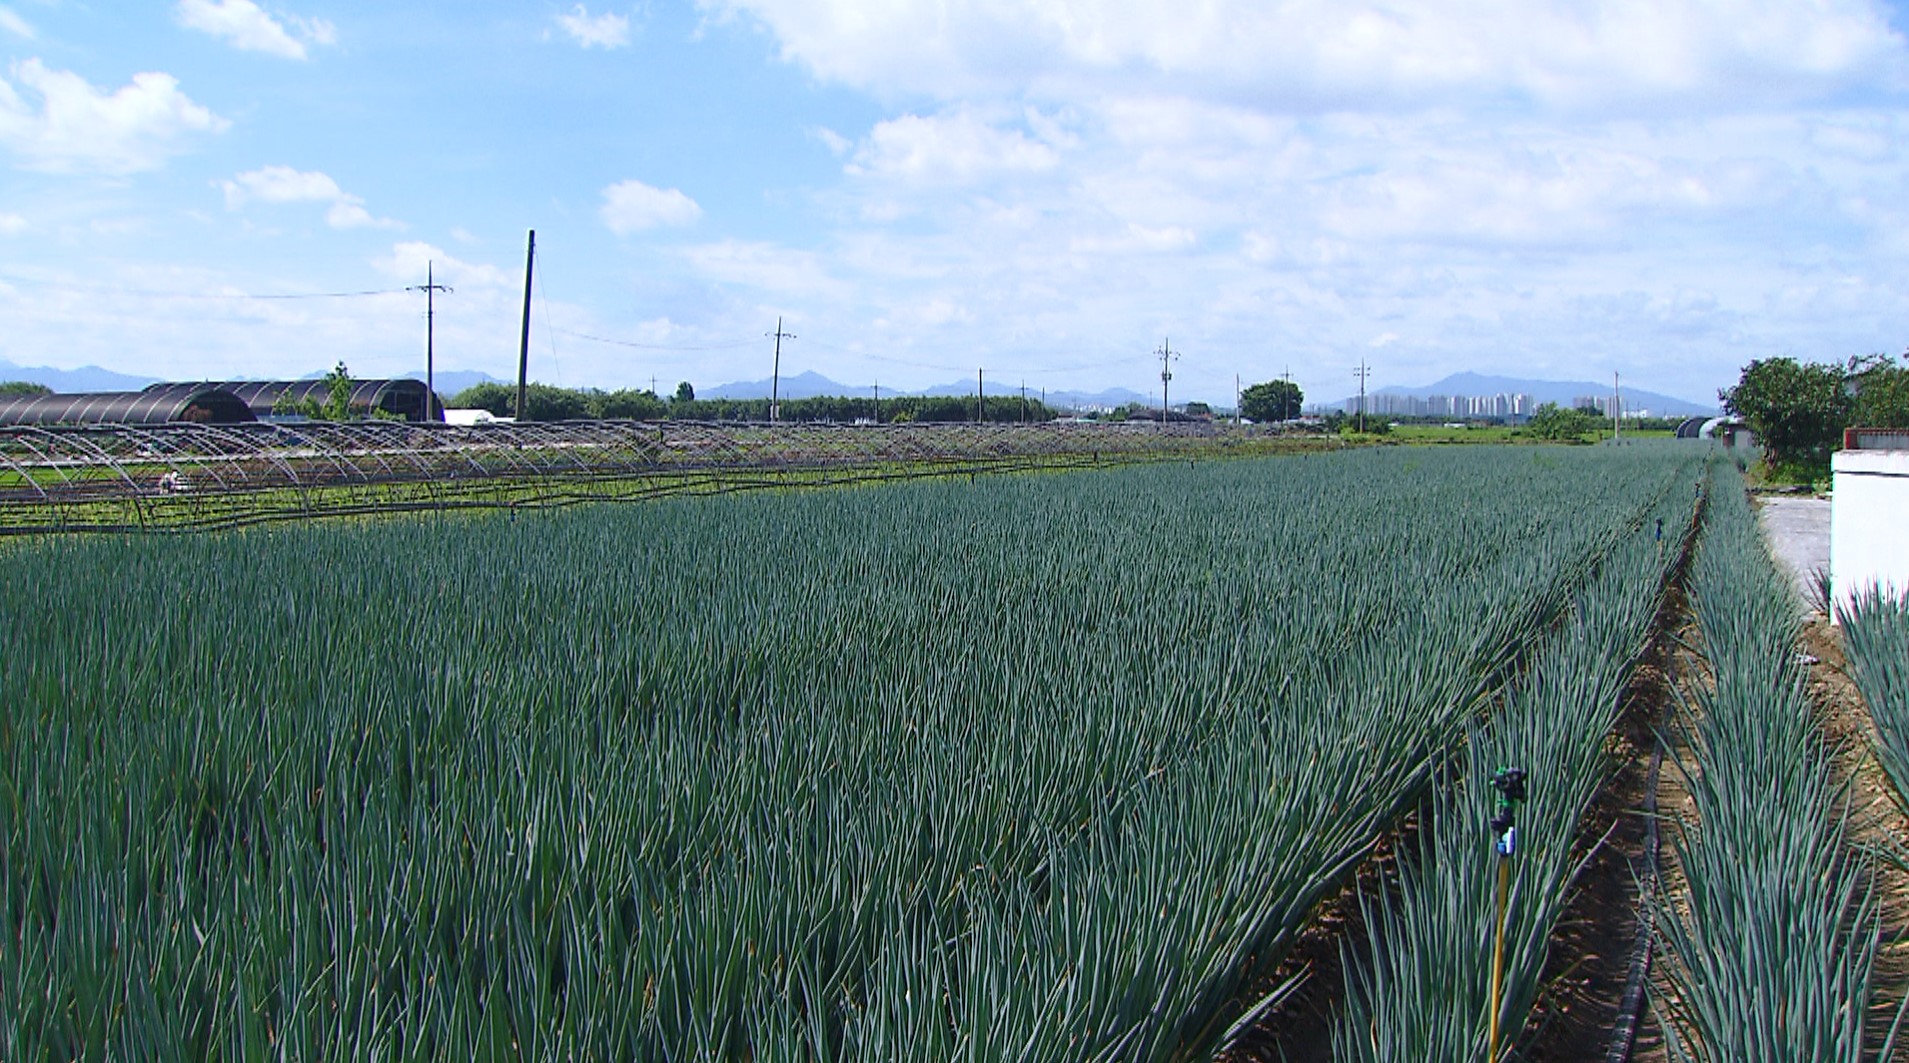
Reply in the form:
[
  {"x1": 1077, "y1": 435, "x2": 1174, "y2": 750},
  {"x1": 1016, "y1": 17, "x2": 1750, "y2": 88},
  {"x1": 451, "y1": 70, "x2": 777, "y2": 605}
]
[{"x1": 1831, "y1": 430, "x2": 1909, "y2": 621}]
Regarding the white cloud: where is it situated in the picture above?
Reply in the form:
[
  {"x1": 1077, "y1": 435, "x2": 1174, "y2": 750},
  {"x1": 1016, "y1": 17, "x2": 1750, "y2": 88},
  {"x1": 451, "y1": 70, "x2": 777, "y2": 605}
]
[
  {"x1": 848, "y1": 109, "x2": 1062, "y2": 185},
  {"x1": 682, "y1": 238, "x2": 850, "y2": 299},
  {"x1": 601, "y1": 179, "x2": 702, "y2": 234},
  {"x1": 1069, "y1": 222, "x2": 1197, "y2": 255},
  {"x1": 705, "y1": 0, "x2": 1904, "y2": 112},
  {"x1": 221, "y1": 164, "x2": 340, "y2": 207},
  {"x1": 220, "y1": 165, "x2": 401, "y2": 229},
  {"x1": 556, "y1": 5, "x2": 632, "y2": 49},
  {"x1": 813, "y1": 126, "x2": 851, "y2": 156},
  {"x1": 0, "y1": 6, "x2": 36, "y2": 40},
  {"x1": 0, "y1": 60, "x2": 227, "y2": 175},
  {"x1": 0, "y1": 212, "x2": 25, "y2": 234},
  {"x1": 175, "y1": 0, "x2": 335, "y2": 61},
  {"x1": 372, "y1": 241, "x2": 510, "y2": 289}
]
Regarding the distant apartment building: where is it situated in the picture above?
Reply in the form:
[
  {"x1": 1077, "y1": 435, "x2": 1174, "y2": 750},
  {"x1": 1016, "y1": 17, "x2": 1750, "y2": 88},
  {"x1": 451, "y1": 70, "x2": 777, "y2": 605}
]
[
  {"x1": 1338, "y1": 392, "x2": 1534, "y2": 420},
  {"x1": 1572, "y1": 395, "x2": 1656, "y2": 418}
]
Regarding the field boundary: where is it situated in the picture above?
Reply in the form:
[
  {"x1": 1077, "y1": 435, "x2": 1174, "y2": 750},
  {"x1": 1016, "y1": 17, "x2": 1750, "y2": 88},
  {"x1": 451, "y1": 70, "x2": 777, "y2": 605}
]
[{"x1": 0, "y1": 420, "x2": 1329, "y2": 534}]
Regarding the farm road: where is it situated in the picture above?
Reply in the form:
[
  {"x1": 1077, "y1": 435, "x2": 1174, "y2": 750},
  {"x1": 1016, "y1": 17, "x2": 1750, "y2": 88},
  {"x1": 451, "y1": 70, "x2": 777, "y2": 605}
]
[{"x1": 1755, "y1": 495, "x2": 1830, "y2": 608}]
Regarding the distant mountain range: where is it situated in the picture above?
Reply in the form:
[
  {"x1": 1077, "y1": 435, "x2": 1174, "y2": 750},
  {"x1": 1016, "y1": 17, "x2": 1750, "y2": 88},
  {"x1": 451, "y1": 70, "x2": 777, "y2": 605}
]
[
  {"x1": 0, "y1": 359, "x2": 160, "y2": 393},
  {"x1": 1, "y1": 359, "x2": 1717, "y2": 416},
  {"x1": 1337, "y1": 372, "x2": 1716, "y2": 417},
  {"x1": 0, "y1": 359, "x2": 507, "y2": 400},
  {"x1": 702, "y1": 370, "x2": 1150, "y2": 410}
]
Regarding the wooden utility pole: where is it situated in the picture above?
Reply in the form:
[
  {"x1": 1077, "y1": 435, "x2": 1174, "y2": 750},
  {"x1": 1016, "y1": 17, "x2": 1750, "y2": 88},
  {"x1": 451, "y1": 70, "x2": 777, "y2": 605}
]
[
  {"x1": 873, "y1": 380, "x2": 880, "y2": 425},
  {"x1": 1613, "y1": 372, "x2": 1622, "y2": 443},
  {"x1": 516, "y1": 230, "x2": 534, "y2": 421},
  {"x1": 408, "y1": 262, "x2": 452, "y2": 422},
  {"x1": 1156, "y1": 337, "x2": 1178, "y2": 426},
  {"x1": 767, "y1": 317, "x2": 795, "y2": 422},
  {"x1": 976, "y1": 368, "x2": 984, "y2": 423},
  {"x1": 1354, "y1": 361, "x2": 1372, "y2": 433}
]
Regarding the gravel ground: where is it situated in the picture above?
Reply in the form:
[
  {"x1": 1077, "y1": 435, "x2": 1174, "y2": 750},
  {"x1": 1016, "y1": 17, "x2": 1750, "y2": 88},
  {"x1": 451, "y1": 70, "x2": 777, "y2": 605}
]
[{"x1": 1755, "y1": 495, "x2": 1831, "y2": 610}]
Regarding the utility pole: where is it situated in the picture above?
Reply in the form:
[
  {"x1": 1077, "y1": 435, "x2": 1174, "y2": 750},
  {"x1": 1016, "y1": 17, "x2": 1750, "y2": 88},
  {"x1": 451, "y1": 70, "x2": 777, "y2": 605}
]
[
  {"x1": 767, "y1": 317, "x2": 795, "y2": 423},
  {"x1": 408, "y1": 261, "x2": 452, "y2": 422},
  {"x1": 1354, "y1": 361, "x2": 1372, "y2": 433},
  {"x1": 977, "y1": 368, "x2": 984, "y2": 423},
  {"x1": 873, "y1": 380, "x2": 879, "y2": 425},
  {"x1": 516, "y1": 230, "x2": 534, "y2": 421},
  {"x1": 1235, "y1": 373, "x2": 1241, "y2": 426},
  {"x1": 1020, "y1": 381, "x2": 1028, "y2": 423},
  {"x1": 1156, "y1": 337, "x2": 1178, "y2": 427},
  {"x1": 1613, "y1": 371, "x2": 1622, "y2": 443}
]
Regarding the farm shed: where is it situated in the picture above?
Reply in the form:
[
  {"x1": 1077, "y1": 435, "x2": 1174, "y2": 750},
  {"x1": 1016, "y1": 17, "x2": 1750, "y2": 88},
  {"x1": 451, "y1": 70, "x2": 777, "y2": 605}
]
[
  {"x1": 153, "y1": 379, "x2": 437, "y2": 422},
  {"x1": 1831, "y1": 427, "x2": 1909, "y2": 620},
  {"x1": 0, "y1": 386, "x2": 256, "y2": 425}
]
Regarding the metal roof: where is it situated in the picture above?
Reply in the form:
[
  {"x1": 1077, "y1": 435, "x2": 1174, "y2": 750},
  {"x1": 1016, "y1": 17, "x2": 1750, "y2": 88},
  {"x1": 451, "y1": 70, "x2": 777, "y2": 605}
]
[
  {"x1": 0, "y1": 387, "x2": 256, "y2": 426},
  {"x1": 145, "y1": 379, "x2": 434, "y2": 422}
]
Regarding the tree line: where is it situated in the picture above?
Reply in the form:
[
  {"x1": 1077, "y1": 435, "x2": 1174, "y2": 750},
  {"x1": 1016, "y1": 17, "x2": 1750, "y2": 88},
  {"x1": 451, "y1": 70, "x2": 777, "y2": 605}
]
[
  {"x1": 1722, "y1": 353, "x2": 1909, "y2": 474},
  {"x1": 447, "y1": 382, "x2": 1060, "y2": 424}
]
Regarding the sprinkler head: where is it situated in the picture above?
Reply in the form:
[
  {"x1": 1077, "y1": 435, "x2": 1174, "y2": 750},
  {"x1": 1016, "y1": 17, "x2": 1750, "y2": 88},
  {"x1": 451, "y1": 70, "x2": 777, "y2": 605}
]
[{"x1": 1490, "y1": 766, "x2": 1527, "y2": 804}]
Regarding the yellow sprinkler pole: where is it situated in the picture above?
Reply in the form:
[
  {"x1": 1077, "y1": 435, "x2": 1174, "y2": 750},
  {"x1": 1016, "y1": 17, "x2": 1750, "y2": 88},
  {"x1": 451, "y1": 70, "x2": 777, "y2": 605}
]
[
  {"x1": 1490, "y1": 855, "x2": 1509, "y2": 1057},
  {"x1": 1487, "y1": 766, "x2": 1527, "y2": 1062}
]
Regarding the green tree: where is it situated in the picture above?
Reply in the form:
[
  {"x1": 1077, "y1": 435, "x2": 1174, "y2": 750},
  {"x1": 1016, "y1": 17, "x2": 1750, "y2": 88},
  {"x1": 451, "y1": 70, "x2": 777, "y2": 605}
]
[
  {"x1": 1850, "y1": 354, "x2": 1909, "y2": 428},
  {"x1": 321, "y1": 361, "x2": 355, "y2": 421},
  {"x1": 1720, "y1": 357, "x2": 1850, "y2": 468},
  {"x1": 673, "y1": 381, "x2": 695, "y2": 404},
  {"x1": 0, "y1": 381, "x2": 51, "y2": 398},
  {"x1": 1239, "y1": 380, "x2": 1303, "y2": 422},
  {"x1": 593, "y1": 388, "x2": 665, "y2": 420},
  {"x1": 1523, "y1": 402, "x2": 1601, "y2": 442},
  {"x1": 269, "y1": 363, "x2": 358, "y2": 420}
]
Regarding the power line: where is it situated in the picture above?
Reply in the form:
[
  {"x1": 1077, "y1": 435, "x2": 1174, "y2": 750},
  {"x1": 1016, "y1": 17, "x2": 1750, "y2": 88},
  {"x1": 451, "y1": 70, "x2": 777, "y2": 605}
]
[
  {"x1": 0, "y1": 272, "x2": 406, "y2": 300},
  {"x1": 550, "y1": 326, "x2": 758, "y2": 352}
]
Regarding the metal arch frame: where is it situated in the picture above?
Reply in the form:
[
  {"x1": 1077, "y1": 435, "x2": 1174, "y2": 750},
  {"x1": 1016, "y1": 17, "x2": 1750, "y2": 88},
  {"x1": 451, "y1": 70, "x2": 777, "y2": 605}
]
[{"x1": 0, "y1": 419, "x2": 1257, "y2": 531}]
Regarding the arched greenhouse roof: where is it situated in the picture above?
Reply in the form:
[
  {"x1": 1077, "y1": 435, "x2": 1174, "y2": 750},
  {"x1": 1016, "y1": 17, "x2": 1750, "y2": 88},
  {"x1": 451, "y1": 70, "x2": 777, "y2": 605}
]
[
  {"x1": 0, "y1": 387, "x2": 256, "y2": 426},
  {"x1": 148, "y1": 379, "x2": 435, "y2": 422}
]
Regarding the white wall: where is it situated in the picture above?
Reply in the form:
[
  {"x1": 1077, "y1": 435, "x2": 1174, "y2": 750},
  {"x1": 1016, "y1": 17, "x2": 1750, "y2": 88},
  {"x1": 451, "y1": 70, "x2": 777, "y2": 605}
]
[{"x1": 1831, "y1": 448, "x2": 1909, "y2": 621}]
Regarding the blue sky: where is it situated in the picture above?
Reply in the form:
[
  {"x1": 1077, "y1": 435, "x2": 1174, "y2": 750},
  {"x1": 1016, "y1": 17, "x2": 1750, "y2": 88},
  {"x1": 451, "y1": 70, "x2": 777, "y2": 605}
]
[{"x1": 2, "y1": 0, "x2": 1907, "y2": 407}]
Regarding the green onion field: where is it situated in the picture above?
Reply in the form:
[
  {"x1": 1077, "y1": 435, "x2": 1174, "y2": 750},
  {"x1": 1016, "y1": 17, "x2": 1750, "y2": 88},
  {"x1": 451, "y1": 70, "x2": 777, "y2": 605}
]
[{"x1": 9, "y1": 443, "x2": 1883, "y2": 1060}]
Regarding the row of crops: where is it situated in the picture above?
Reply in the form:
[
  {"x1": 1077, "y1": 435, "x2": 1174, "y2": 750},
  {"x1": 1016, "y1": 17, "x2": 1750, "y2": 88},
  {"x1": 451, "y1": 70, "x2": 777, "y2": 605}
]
[
  {"x1": 5, "y1": 445, "x2": 1709, "y2": 1059},
  {"x1": 1652, "y1": 465, "x2": 1907, "y2": 1060},
  {"x1": 1844, "y1": 589, "x2": 1909, "y2": 828},
  {"x1": 1336, "y1": 458, "x2": 1698, "y2": 1059}
]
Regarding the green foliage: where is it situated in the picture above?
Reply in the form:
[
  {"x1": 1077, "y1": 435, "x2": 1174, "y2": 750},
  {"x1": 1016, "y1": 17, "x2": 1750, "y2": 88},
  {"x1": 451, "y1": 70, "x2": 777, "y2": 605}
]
[
  {"x1": 0, "y1": 447, "x2": 1705, "y2": 1060},
  {"x1": 1337, "y1": 465, "x2": 1697, "y2": 1060},
  {"x1": 271, "y1": 362, "x2": 361, "y2": 421},
  {"x1": 1239, "y1": 380, "x2": 1303, "y2": 422},
  {"x1": 1522, "y1": 401, "x2": 1602, "y2": 441},
  {"x1": 447, "y1": 382, "x2": 1053, "y2": 423},
  {"x1": 673, "y1": 381, "x2": 695, "y2": 404},
  {"x1": 1720, "y1": 357, "x2": 1850, "y2": 469},
  {"x1": 1849, "y1": 354, "x2": 1909, "y2": 429},
  {"x1": 322, "y1": 361, "x2": 353, "y2": 421},
  {"x1": 1841, "y1": 588, "x2": 1909, "y2": 811},
  {"x1": 1651, "y1": 466, "x2": 1898, "y2": 1062},
  {"x1": 0, "y1": 380, "x2": 51, "y2": 398}
]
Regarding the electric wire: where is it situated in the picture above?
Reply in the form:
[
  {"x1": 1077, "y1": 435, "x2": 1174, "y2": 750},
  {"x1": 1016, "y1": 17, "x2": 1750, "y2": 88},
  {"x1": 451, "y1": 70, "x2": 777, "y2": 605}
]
[
  {"x1": 552, "y1": 326, "x2": 758, "y2": 352},
  {"x1": 0, "y1": 271, "x2": 407, "y2": 300}
]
